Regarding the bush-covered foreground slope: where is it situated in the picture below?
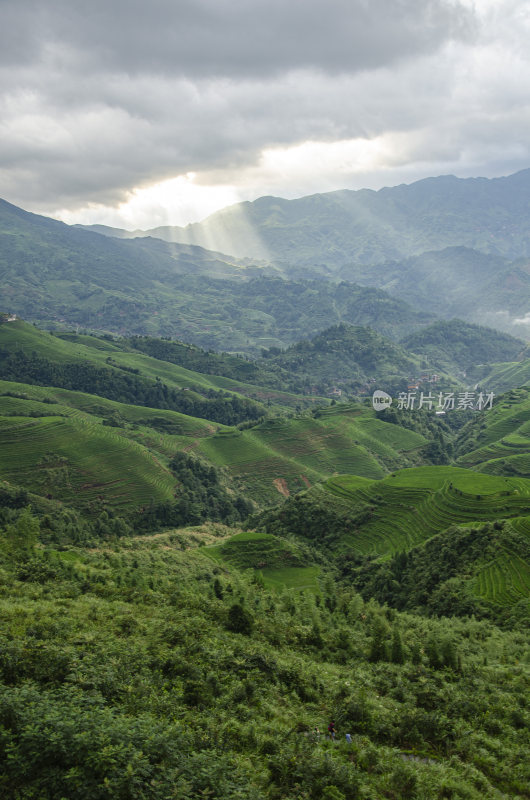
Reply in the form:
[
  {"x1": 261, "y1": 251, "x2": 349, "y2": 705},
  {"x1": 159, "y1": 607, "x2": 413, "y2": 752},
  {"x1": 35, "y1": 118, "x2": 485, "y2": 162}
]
[{"x1": 0, "y1": 512, "x2": 529, "y2": 800}]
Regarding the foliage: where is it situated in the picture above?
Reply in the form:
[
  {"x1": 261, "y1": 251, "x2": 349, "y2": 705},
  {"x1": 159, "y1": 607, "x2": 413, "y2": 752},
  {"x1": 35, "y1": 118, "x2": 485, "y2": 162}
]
[
  {"x1": 0, "y1": 346, "x2": 264, "y2": 426},
  {"x1": 0, "y1": 516, "x2": 528, "y2": 799},
  {"x1": 401, "y1": 319, "x2": 526, "y2": 375}
]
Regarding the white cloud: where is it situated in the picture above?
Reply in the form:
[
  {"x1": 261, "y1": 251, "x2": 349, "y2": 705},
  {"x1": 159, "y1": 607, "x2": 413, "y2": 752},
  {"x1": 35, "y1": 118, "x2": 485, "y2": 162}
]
[{"x1": 56, "y1": 174, "x2": 239, "y2": 229}]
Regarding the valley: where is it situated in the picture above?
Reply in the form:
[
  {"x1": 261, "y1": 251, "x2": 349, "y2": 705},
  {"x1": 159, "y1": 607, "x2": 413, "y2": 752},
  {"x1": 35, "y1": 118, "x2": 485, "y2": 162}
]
[{"x1": 0, "y1": 174, "x2": 529, "y2": 799}]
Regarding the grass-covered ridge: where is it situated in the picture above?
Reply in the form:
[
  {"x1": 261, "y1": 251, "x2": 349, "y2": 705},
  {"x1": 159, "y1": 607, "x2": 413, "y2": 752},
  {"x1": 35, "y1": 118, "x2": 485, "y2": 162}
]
[{"x1": 0, "y1": 379, "x2": 220, "y2": 512}]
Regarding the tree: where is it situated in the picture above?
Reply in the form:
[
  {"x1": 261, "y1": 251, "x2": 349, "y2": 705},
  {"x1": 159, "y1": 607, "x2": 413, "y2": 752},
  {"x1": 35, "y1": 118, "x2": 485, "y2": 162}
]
[
  {"x1": 391, "y1": 627, "x2": 405, "y2": 664},
  {"x1": 368, "y1": 615, "x2": 388, "y2": 662},
  {"x1": 3, "y1": 509, "x2": 39, "y2": 561},
  {"x1": 226, "y1": 602, "x2": 253, "y2": 635}
]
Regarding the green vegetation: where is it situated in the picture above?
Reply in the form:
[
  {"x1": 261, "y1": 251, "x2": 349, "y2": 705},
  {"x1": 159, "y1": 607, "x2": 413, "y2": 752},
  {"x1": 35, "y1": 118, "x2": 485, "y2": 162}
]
[
  {"x1": 0, "y1": 274, "x2": 529, "y2": 797},
  {"x1": 261, "y1": 323, "x2": 442, "y2": 397},
  {"x1": 100, "y1": 172, "x2": 530, "y2": 339},
  {"x1": 349, "y1": 516, "x2": 530, "y2": 626},
  {"x1": 0, "y1": 509, "x2": 529, "y2": 799},
  {"x1": 467, "y1": 356, "x2": 530, "y2": 395},
  {"x1": 197, "y1": 404, "x2": 428, "y2": 505},
  {"x1": 401, "y1": 319, "x2": 526, "y2": 377},
  {"x1": 0, "y1": 321, "x2": 266, "y2": 426},
  {"x1": 456, "y1": 387, "x2": 530, "y2": 476},
  {"x1": 0, "y1": 197, "x2": 437, "y2": 352},
  {"x1": 256, "y1": 466, "x2": 530, "y2": 558}
]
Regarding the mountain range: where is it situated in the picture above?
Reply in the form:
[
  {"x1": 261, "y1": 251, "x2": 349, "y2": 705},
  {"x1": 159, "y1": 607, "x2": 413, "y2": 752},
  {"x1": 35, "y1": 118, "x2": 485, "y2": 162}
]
[
  {"x1": 1, "y1": 173, "x2": 529, "y2": 344},
  {"x1": 80, "y1": 169, "x2": 530, "y2": 267}
]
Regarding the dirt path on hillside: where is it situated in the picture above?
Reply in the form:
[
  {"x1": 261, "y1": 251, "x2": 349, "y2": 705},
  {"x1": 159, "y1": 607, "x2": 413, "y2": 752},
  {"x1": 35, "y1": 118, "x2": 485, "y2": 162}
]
[{"x1": 273, "y1": 477, "x2": 290, "y2": 497}]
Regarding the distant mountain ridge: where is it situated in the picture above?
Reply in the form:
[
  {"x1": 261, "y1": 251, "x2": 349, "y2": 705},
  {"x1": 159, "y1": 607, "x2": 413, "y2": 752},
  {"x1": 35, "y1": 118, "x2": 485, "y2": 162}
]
[
  {"x1": 76, "y1": 171, "x2": 530, "y2": 340},
  {"x1": 80, "y1": 169, "x2": 530, "y2": 266},
  {"x1": 2, "y1": 169, "x2": 530, "y2": 343},
  {"x1": 0, "y1": 197, "x2": 435, "y2": 351}
]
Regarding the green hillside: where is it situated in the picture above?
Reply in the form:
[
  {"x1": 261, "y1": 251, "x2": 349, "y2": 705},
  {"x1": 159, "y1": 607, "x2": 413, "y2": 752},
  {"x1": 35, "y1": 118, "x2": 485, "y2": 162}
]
[
  {"x1": 0, "y1": 320, "x2": 450, "y2": 511},
  {"x1": 254, "y1": 464, "x2": 530, "y2": 629},
  {"x1": 1, "y1": 516, "x2": 529, "y2": 799},
  {"x1": 197, "y1": 404, "x2": 428, "y2": 505},
  {"x1": 126, "y1": 323, "x2": 450, "y2": 400},
  {"x1": 0, "y1": 379, "x2": 220, "y2": 512},
  {"x1": 0, "y1": 376, "x2": 433, "y2": 514},
  {"x1": 401, "y1": 319, "x2": 526, "y2": 378},
  {"x1": 257, "y1": 465, "x2": 530, "y2": 555},
  {"x1": 262, "y1": 323, "x2": 445, "y2": 397},
  {"x1": 467, "y1": 356, "x2": 530, "y2": 394},
  {"x1": 0, "y1": 319, "x2": 282, "y2": 421},
  {"x1": 348, "y1": 514, "x2": 530, "y2": 623},
  {"x1": 456, "y1": 387, "x2": 530, "y2": 476},
  {"x1": 204, "y1": 529, "x2": 321, "y2": 592}
]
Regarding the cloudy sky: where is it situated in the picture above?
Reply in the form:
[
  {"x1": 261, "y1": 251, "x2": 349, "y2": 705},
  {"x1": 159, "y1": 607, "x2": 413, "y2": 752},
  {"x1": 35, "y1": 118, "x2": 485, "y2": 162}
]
[{"x1": 1, "y1": 0, "x2": 529, "y2": 229}]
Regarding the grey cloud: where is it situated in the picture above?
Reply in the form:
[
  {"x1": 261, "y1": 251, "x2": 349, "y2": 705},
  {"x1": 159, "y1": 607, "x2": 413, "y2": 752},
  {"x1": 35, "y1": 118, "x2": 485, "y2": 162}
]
[
  {"x1": 1, "y1": 0, "x2": 529, "y2": 217},
  {"x1": 0, "y1": 0, "x2": 474, "y2": 78}
]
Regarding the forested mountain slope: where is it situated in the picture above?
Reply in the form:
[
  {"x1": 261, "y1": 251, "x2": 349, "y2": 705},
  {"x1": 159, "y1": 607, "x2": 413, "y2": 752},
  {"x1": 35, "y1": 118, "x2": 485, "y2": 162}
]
[
  {"x1": 0, "y1": 198, "x2": 436, "y2": 351},
  {"x1": 83, "y1": 169, "x2": 530, "y2": 267}
]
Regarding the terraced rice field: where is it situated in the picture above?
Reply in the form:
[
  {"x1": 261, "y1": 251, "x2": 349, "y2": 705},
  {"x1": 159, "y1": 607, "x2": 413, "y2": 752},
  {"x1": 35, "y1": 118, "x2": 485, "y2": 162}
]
[
  {"x1": 323, "y1": 467, "x2": 530, "y2": 555},
  {"x1": 0, "y1": 408, "x2": 177, "y2": 510},
  {"x1": 458, "y1": 389, "x2": 530, "y2": 476},
  {"x1": 197, "y1": 407, "x2": 425, "y2": 504},
  {"x1": 260, "y1": 566, "x2": 320, "y2": 592},
  {"x1": 474, "y1": 552, "x2": 530, "y2": 606},
  {"x1": 204, "y1": 530, "x2": 321, "y2": 591},
  {"x1": 508, "y1": 515, "x2": 530, "y2": 536},
  {"x1": 205, "y1": 530, "x2": 306, "y2": 572},
  {"x1": 475, "y1": 360, "x2": 530, "y2": 394}
]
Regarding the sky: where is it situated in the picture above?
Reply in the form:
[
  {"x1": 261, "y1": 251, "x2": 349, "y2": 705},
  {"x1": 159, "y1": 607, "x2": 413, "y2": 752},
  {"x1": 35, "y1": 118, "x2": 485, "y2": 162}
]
[{"x1": 1, "y1": 0, "x2": 529, "y2": 230}]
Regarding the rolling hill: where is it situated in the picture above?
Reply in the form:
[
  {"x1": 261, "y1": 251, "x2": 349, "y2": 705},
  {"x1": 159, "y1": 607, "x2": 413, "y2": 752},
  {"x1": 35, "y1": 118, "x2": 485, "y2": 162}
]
[
  {"x1": 0, "y1": 320, "x2": 443, "y2": 513},
  {"x1": 258, "y1": 466, "x2": 530, "y2": 555},
  {"x1": 400, "y1": 319, "x2": 527, "y2": 379},
  {"x1": 254, "y1": 465, "x2": 530, "y2": 623}
]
